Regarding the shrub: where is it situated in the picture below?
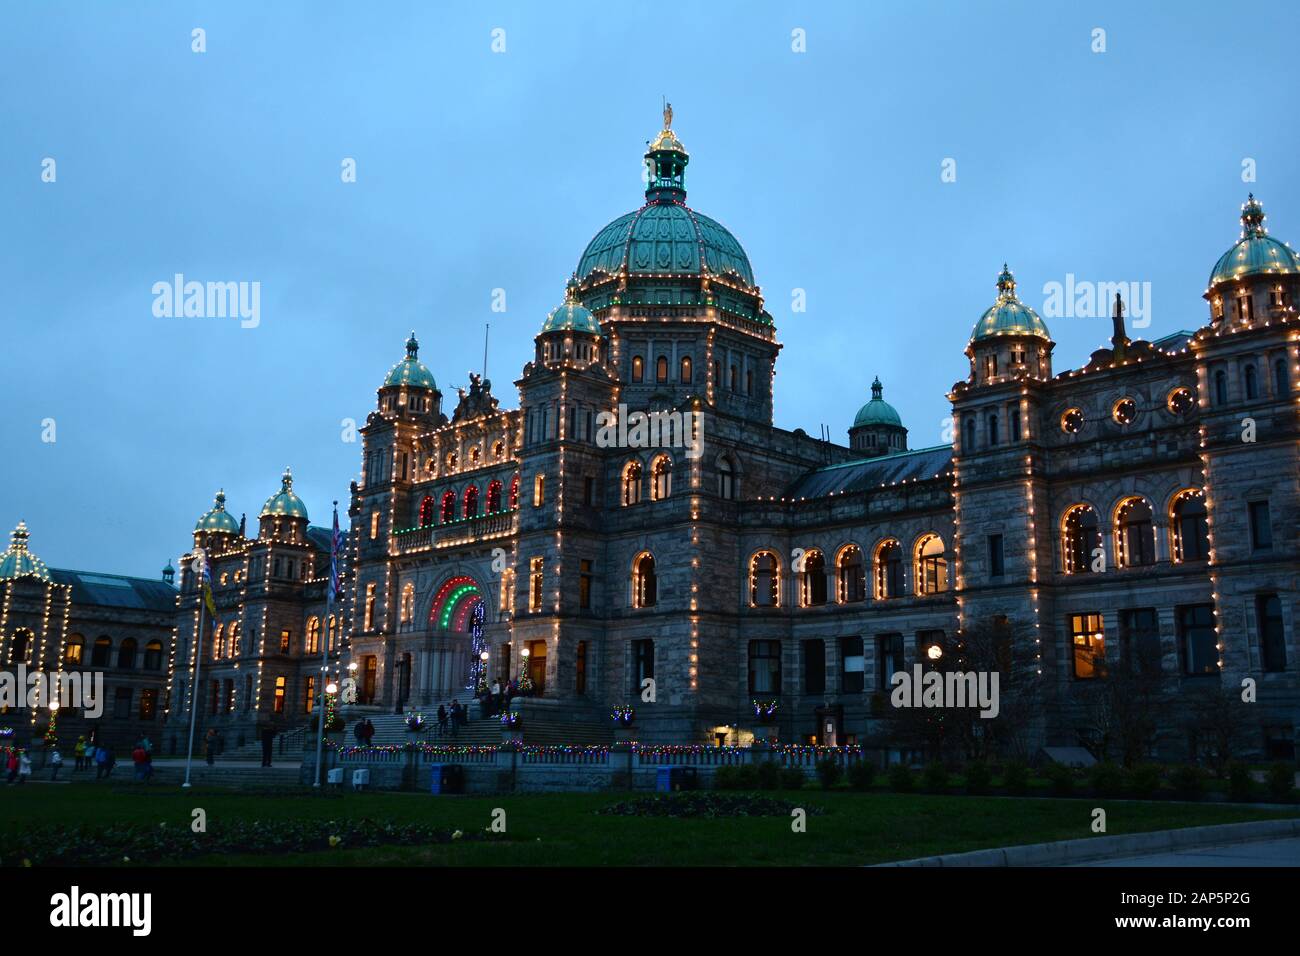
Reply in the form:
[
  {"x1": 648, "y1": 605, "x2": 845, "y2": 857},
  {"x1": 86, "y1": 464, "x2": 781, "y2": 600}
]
[
  {"x1": 755, "y1": 761, "x2": 781, "y2": 791},
  {"x1": 963, "y1": 760, "x2": 991, "y2": 794},
  {"x1": 1227, "y1": 762, "x2": 1254, "y2": 802},
  {"x1": 1001, "y1": 761, "x2": 1030, "y2": 795},
  {"x1": 1128, "y1": 764, "x2": 1161, "y2": 798},
  {"x1": 815, "y1": 757, "x2": 843, "y2": 790},
  {"x1": 888, "y1": 763, "x2": 914, "y2": 793},
  {"x1": 847, "y1": 760, "x2": 877, "y2": 791},
  {"x1": 1172, "y1": 765, "x2": 1204, "y2": 800},
  {"x1": 780, "y1": 766, "x2": 806, "y2": 791},
  {"x1": 1043, "y1": 762, "x2": 1074, "y2": 796},
  {"x1": 713, "y1": 765, "x2": 739, "y2": 791},
  {"x1": 734, "y1": 764, "x2": 760, "y2": 791},
  {"x1": 1266, "y1": 762, "x2": 1295, "y2": 801},
  {"x1": 922, "y1": 762, "x2": 949, "y2": 793},
  {"x1": 1090, "y1": 761, "x2": 1124, "y2": 797}
]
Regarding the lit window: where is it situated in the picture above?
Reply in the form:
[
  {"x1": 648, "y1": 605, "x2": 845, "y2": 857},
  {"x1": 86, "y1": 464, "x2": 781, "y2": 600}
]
[
  {"x1": 650, "y1": 455, "x2": 672, "y2": 501},
  {"x1": 1069, "y1": 613, "x2": 1105, "y2": 679},
  {"x1": 749, "y1": 551, "x2": 779, "y2": 607},
  {"x1": 370, "y1": 511, "x2": 380, "y2": 539},
  {"x1": 1060, "y1": 407, "x2": 1084, "y2": 434},
  {"x1": 533, "y1": 474, "x2": 545, "y2": 508},
  {"x1": 1112, "y1": 397, "x2": 1136, "y2": 425},
  {"x1": 1167, "y1": 387, "x2": 1194, "y2": 416},
  {"x1": 622, "y1": 461, "x2": 642, "y2": 506},
  {"x1": 836, "y1": 545, "x2": 865, "y2": 603},
  {"x1": 873, "y1": 540, "x2": 902, "y2": 599},
  {"x1": 1062, "y1": 505, "x2": 1101, "y2": 574},
  {"x1": 632, "y1": 552, "x2": 657, "y2": 608},
  {"x1": 799, "y1": 549, "x2": 827, "y2": 606},
  {"x1": 915, "y1": 534, "x2": 948, "y2": 595},
  {"x1": 364, "y1": 583, "x2": 376, "y2": 631},
  {"x1": 528, "y1": 557, "x2": 544, "y2": 611},
  {"x1": 1115, "y1": 497, "x2": 1155, "y2": 567}
]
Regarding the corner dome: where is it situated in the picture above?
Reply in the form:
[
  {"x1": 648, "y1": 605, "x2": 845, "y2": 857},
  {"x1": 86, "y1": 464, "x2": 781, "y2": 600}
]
[
  {"x1": 541, "y1": 278, "x2": 601, "y2": 335},
  {"x1": 383, "y1": 332, "x2": 438, "y2": 390},
  {"x1": 0, "y1": 521, "x2": 50, "y2": 582},
  {"x1": 853, "y1": 377, "x2": 902, "y2": 427},
  {"x1": 970, "y1": 264, "x2": 1051, "y2": 343},
  {"x1": 1208, "y1": 194, "x2": 1300, "y2": 289},
  {"x1": 195, "y1": 489, "x2": 241, "y2": 534},
  {"x1": 260, "y1": 467, "x2": 309, "y2": 520}
]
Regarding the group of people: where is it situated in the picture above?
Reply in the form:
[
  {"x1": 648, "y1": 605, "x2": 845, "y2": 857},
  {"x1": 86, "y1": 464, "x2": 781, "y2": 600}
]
[
  {"x1": 4, "y1": 734, "x2": 155, "y2": 784},
  {"x1": 435, "y1": 700, "x2": 470, "y2": 737},
  {"x1": 479, "y1": 679, "x2": 526, "y2": 718}
]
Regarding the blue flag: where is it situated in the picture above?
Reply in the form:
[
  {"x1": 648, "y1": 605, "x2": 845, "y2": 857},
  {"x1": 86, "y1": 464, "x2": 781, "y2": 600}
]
[{"x1": 328, "y1": 505, "x2": 342, "y2": 604}]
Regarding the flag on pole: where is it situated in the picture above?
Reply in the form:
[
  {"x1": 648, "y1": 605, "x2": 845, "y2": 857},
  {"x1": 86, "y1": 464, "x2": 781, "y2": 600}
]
[
  {"x1": 328, "y1": 503, "x2": 342, "y2": 604},
  {"x1": 196, "y1": 549, "x2": 219, "y2": 622}
]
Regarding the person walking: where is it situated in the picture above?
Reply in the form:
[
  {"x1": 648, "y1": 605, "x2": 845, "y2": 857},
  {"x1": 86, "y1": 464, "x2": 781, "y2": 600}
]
[
  {"x1": 5, "y1": 749, "x2": 18, "y2": 785},
  {"x1": 74, "y1": 736, "x2": 86, "y2": 772},
  {"x1": 204, "y1": 728, "x2": 218, "y2": 766},
  {"x1": 95, "y1": 743, "x2": 113, "y2": 779},
  {"x1": 17, "y1": 750, "x2": 32, "y2": 785},
  {"x1": 49, "y1": 748, "x2": 63, "y2": 780},
  {"x1": 260, "y1": 725, "x2": 275, "y2": 768},
  {"x1": 132, "y1": 742, "x2": 152, "y2": 783},
  {"x1": 437, "y1": 704, "x2": 448, "y2": 738}
]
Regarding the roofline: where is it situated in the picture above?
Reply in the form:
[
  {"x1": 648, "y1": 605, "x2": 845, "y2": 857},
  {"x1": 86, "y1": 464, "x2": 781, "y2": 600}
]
[
  {"x1": 808, "y1": 443, "x2": 953, "y2": 476},
  {"x1": 49, "y1": 567, "x2": 177, "y2": 590}
]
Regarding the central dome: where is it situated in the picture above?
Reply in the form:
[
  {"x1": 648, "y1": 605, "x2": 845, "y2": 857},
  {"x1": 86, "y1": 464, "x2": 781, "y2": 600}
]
[{"x1": 573, "y1": 106, "x2": 768, "y2": 325}]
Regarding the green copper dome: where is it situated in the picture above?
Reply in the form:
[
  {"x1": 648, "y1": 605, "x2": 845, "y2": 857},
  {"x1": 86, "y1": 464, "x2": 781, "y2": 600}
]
[
  {"x1": 383, "y1": 332, "x2": 438, "y2": 390},
  {"x1": 577, "y1": 202, "x2": 755, "y2": 288},
  {"x1": 970, "y1": 264, "x2": 1051, "y2": 343},
  {"x1": 0, "y1": 521, "x2": 50, "y2": 582},
  {"x1": 1208, "y1": 195, "x2": 1300, "y2": 288},
  {"x1": 542, "y1": 278, "x2": 601, "y2": 335},
  {"x1": 195, "y1": 489, "x2": 241, "y2": 534},
  {"x1": 853, "y1": 377, "x2": 903, "y2": 427},
  {"x1": 260, "y1": 467, "x2": 309, "y2": 520}
]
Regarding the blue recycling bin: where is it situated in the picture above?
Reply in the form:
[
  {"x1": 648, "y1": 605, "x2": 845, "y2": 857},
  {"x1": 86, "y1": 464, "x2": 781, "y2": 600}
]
[
  {"x1": 429, "y1": 763, "x2": 465, "y2": 794},
  {"x1": 656, "y1": 766, "x2": 698, "y2": 792}
]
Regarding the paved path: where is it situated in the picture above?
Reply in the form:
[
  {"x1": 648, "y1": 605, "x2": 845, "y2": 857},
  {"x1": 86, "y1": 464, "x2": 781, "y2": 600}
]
[{"x1": 1079, "y1": 836, "x2": 1300, "y2": 867}]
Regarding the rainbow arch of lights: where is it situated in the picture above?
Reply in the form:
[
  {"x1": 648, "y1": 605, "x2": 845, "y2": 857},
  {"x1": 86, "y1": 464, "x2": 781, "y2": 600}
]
[{"x1": 429, "y1": 575, "x2": 484, "y2": 631}]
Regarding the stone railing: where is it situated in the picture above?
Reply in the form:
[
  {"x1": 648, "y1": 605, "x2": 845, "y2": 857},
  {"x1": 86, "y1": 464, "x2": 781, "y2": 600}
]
[{"x1": 390, "y1": 511, "x2": 518, "y2": 556}]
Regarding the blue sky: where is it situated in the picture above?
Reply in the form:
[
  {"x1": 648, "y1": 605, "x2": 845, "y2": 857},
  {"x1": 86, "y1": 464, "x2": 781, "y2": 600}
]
[{"x1": 2, "y1": 0, "x2": 1297, "y2": 578}]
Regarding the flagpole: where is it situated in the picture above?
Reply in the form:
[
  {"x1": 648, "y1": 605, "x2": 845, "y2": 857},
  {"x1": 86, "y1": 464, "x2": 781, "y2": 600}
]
[
  {"x1": 182, "y1": 557, "x2": 206, "y2": 789},
  {"x1": 313, "y1": 501, "x2": 339, "y2": 789}
]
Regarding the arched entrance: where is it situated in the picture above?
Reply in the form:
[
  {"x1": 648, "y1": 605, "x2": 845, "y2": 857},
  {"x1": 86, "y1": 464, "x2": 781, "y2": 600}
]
[{"x1": 428, "y1": 575, "x2": 489, "y2": 697}]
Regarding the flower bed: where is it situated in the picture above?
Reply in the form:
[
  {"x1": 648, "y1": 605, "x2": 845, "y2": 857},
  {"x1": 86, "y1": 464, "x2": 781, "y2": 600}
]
[{"x1": 597, "y1": 792, "x2": 825, "y2": 819}]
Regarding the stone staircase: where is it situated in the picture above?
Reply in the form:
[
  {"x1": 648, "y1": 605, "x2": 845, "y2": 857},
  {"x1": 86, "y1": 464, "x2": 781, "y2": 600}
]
[{"x1": 345, "y1": 697, "x2": 613, "y2": 748}]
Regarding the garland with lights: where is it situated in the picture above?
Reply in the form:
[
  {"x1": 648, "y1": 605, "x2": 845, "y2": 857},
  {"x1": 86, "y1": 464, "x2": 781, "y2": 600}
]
[
  {"x1": 405, "y1": 712, "x2": 427, "y2": 733},
  {"x1": 610, "y1": 705, "x2": 635, "y2": 725},
  {"x1": 499, "y1": 711, "x2": 521, "y2": 728},
  {"x1": 752, "y1": 699, "x2": 779, "y2": 719}
]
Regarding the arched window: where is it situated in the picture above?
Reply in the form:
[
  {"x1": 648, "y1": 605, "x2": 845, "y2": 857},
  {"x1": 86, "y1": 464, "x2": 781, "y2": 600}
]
[
  {"x1": 718, "y1": 457, "x2": 735, "y2": 500},
  {"x1": 306, "y1": 616, "x2": 321, "y2": 654},
  {"x1": 622, "y1": 461, "x2": 642, "y2": 506},
  {"x1": 799, "y1": 549, "x2": 827, "y2": 606},
  {"x1": 964, "y1": 417, "x2": 976, "y2": 452},
  {"x1": 226, "y1": 622, "x2": 239, "y2": 658},
  {"x1": 509, "y1": 473, "x2": 521, "y2": 509},
  {"x1": 327, "y1": 615, "x2": 338, "y2": 651},
  {"x1": 92, "y1": 636, "x2": 112, "y2": 666},
  {"x1": 9, "y1": 629, "x2": 33, "y2": 664},
  {"x1": 1170, "y1": 490, "x2": 1210, "y2": 563},
  {"x1": 632, "y1": 553, "x2": 657, "y2": 608},
  {"x1": 651, "y1": 455, "x2": 672, "y2": 501},
  {"x1": 750, "y1": 551, "x2": 780, "y2": 607},
  {"x1": 64, "y1": 634, "x2": 84, "y2": 665},
  {"x1": 143, "y1": 639, "x2": 163, "y2": 670},
  {"x1": 118, "y1": 637, "x2": 138, "y2": 669},
  {"x1": 836, "y1": 545, "x2": 865, "y2": 603},
  {"x1": 418, "y1": 495, "x2": 436, "y2": 527},
  {"x1": 1244, "y1": 363, "x2": 1259, "y2": 400},
  {"x1": 680, "y1": 356, "x2": 692, "y2": 383},
  {"x1": 1115, "y1": 497, "x2": 1155, "y2": 567},
  {"x1": 988, "y1": 412, "x2": 999, "y2": 446},
  {"x1": 656, "y1": 356, "x2": 668, "y2": 383},
  {"x1": 486, "y1": 480, "x2": 503, "y2": 513},
  {"x1": 1214, "y1": 369, "x2": 1228, "y2": 404},
  {"x1": 463, "y1": 484, "x2": 479, "y2": 518},
  {"x1": 632, "y1": 356, "x2": 644, "y2": 382},
  {"x1": 874, "y1": 540, "x2": 903, "y2": 599},
  {"x1": 212, "y1": 623, "x2": 223, "y2": 660},
  {"x1": 1274, "y1": 358, "x2": 1290, "y2": 396},
  {"x1": 915, "y1": 534, "x2": 948, "y2": 595},
  {"x1": 400, "y1": 582, "x2": 415, "y2": 623},
  {"x1": 440, "y1": 491, "x2": 456, "y2": 523},
  {"x1": 1062, "y1": 504, "x2": 1102, "y2": 574},
  {"x1": 364, "y1": 583, "x2": 376, "y2": 631}
]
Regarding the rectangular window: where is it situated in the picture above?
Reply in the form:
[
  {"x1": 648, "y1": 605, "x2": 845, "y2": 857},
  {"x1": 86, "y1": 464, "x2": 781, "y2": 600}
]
[
  {"x1": 1258, "y1": 593, "x2": 1287, "y2": 672},
  {"x1": 583, "y1": 476, "x2": 594, "y2": 506},
  {"x1": 139, "y1": 688, "x2": 157, "y2": 721},
  {"x1": 529, "y1": 557, "x2": 544, "y2": 611},
  {"x1": 1119, "y1": 608, "x2": 1161, "y2": 674},
  {"x1": 748, "y1": 640, "x2": 782, "y2": 695},
  {"x1": 273, "y1": 676, "x2": 286, "y2": 714},
  {"x1": 533, "y1": 475, "x2": 545, "y2": 508},
  {"x1": 370, "y1": 510, "x2": 380, "y2": 540},
  {"x1": 579, "y1": 559, "x2": 592, "y2": 610},
  {"x1": 1069, "y1": 613, "x2": 1105, "y2": 679},
  {"x1": 114, "y1": 687, "x2": 133, "y2": 720},
  {"x1": 632, "y1": 639, "x2": 654, "y2": 693},
  {"x1": 1009, "y1": 405, "x2": 1022, "y2": 441},
  {"x1": 305, "y1": 675, "x2": 316, "y2": 713},
  {"x1": 802, "y1": 639, "x2": 826, "y2": 694},
  {"x1": 1249, "y1": 501, "x2": 1272, "y2": 550},
  {"x1": 842, "y1": 636, "x2": 865, "y2": 693},
  {"x1": 988, "y1": 534, "x2": 1005, "y2": 577},
  {"x1": 279, "y1": 629, "x2": 291, "y2": 654},
  {"x1": 873, "y1": 634, "x2": 900, "y2": 691},
  {"x1": 1178, "y1": 604, "x2": 1218, "y2": 676}
]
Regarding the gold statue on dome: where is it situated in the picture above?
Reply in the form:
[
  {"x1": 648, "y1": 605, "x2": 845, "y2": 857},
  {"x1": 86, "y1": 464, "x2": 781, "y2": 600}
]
[{"x1": 663, "y1": 100, "x2": 673, "y2": 130}]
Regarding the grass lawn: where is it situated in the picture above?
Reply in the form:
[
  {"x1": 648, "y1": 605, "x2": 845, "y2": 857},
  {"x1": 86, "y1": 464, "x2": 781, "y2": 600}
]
[{"x1": 4, "y1": 782, "x2": 1298, "y2": 866}]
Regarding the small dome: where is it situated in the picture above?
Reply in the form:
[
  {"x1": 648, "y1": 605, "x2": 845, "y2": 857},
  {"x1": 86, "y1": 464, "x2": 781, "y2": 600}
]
[
  {"x1": 383, "y1": 332, "x2": 438, "y2": 390},
  {"x1": 195, "y1": 489, "x2": 241, "y2": 534},
  {"x1": 853, "y1": 376, "x2": 903, "y2": 427},
  {"x1": 1208, "y1": 194, "x2": 1300, "y2": 289},
  {"x1": 970, "y1": 264, "x2": 1051, "y2": 343},
  {"x1": 0, "y1": 521, "x2": 50, "y2": 582},
  {"x1": 542, "y1": 277, "x2": 601, "y2": 335},
  {"x1": 260, "y1": 467, "x2": 309, "y2": 520}
]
